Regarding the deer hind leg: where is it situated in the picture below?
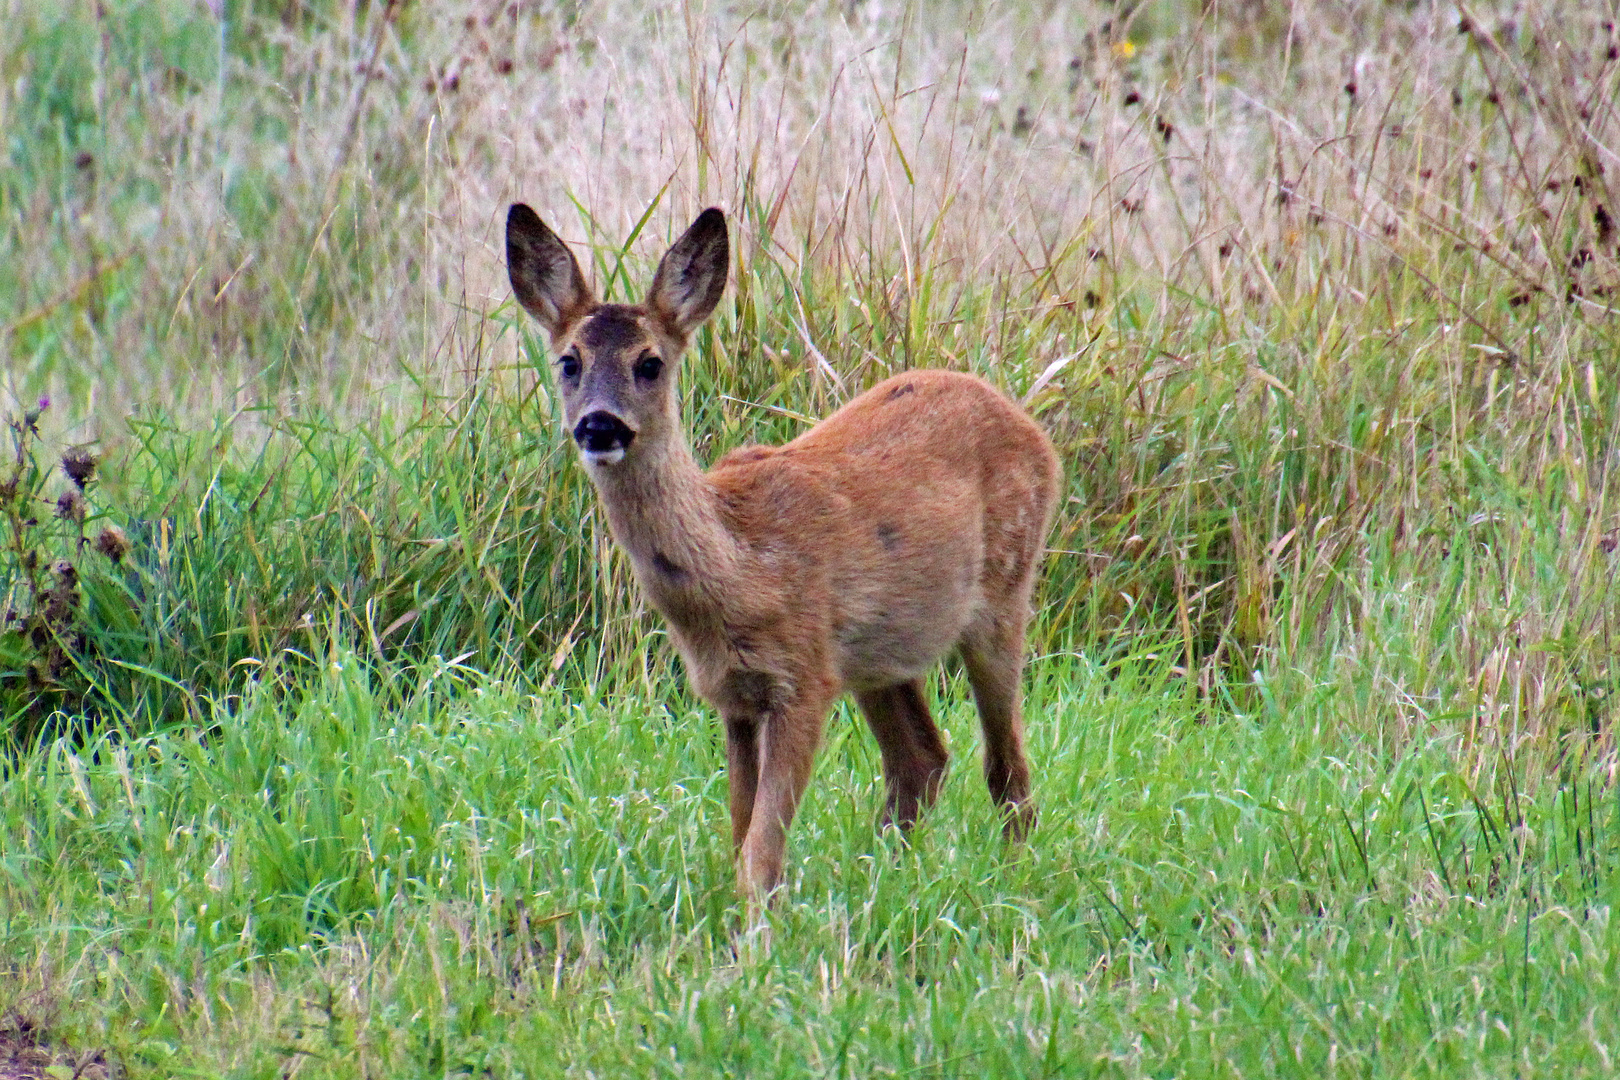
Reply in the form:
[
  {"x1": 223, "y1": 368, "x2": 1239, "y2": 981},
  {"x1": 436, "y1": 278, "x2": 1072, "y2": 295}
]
[
  {"x1": 959, "y1": 614, "x2": 1037, "y2": 840},
  {"x1": 737, "y1": 687, "x2": 834, "y2": 900},
  {"x1": 853, "y1": 679, "x2": 950, "y2": 830}
]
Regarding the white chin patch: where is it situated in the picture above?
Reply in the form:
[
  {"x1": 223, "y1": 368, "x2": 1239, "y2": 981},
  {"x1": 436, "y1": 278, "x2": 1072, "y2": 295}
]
[{"x1": 582, "y1": 448, "x2": 626, "y2": 466}]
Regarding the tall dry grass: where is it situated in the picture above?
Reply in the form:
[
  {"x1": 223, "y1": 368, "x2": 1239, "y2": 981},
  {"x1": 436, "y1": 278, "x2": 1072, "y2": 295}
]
[{"x1": 5, "y1": 2, "x2": 1612, "y2": 403}]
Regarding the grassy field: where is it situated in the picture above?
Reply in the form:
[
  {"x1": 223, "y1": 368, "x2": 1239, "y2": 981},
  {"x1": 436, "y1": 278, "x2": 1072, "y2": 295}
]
[
  {"x1": 3, "y1": 0, "x2": 1620, "y2": 1075},
  {"x1": 6, "y1": 656, "x2": 1618, "y2": 1076}
]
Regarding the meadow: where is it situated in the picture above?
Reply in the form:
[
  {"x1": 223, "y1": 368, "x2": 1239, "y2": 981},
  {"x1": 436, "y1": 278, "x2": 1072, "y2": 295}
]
[{"x1": 2, "y1": 0, "x2": 1619, "y2": 1075}]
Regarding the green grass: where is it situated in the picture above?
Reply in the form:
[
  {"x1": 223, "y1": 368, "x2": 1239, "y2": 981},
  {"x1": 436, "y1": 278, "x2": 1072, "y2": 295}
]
[
  {"x1": 3, "y1": 654, "x2": 1616, "y2": 1076},
  {"x1": 3, "y1": 0, "x2": 1620, "y2": 1075}
]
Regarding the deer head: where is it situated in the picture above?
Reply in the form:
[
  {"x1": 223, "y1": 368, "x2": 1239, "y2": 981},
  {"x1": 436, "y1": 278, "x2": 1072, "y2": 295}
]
[{"x1": 505, "y1": 204, "x2": 729, "y2": 468}]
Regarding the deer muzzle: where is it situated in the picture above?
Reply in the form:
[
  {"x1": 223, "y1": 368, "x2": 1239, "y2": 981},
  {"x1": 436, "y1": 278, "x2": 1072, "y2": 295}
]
[{"x1": 574, "y1": 410, "x2": 636, "y2": 464}]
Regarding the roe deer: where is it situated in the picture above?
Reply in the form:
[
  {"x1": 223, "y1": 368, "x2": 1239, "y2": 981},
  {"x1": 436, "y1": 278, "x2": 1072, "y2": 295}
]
[{"x1": 506, "y1": 204, "x2": 1061, "y2": 900}]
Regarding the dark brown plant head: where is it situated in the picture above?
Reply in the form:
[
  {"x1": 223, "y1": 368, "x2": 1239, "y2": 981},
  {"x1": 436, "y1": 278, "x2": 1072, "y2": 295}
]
[
  {"x1": 56, "y1": 489, "x2": 85, "y2": 524},
  {"x1": 95, "y1": 524, "x2": 132, "y2": 564},
  {"x1": 62, "y1": 448, "x2": 97, "y2": 490}
]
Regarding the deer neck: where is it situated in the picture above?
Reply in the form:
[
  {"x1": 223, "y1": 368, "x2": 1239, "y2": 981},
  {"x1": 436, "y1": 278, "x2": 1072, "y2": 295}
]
[{"x1": 586, "y1": 434, "x2": 738, "y2": 602}]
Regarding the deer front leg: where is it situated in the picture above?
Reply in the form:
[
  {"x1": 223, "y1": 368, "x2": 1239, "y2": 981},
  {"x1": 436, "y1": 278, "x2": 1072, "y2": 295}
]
[
  {"x1": 737, "y1": 691, "x2": 831, "y2": 900},
  {"x1": 723, "y1": 716, "x2": 760, "y2": 852}
]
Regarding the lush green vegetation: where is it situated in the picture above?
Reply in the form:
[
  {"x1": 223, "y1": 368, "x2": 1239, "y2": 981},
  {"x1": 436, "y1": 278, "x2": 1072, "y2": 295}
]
[
  {"x1": 6, "y1": 656, "x2": 1618, "y2": 1076},
  {"x1": 3, "y1": 0, "x2": 1618, "y2": 1075}
]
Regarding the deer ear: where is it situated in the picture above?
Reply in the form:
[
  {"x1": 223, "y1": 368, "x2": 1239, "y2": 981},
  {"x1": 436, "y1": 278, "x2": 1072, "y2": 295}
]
[
  {"x1": 646, "y1": 208, "x2": 729, "y2": 341},
  {"x1": 506, "y1": 204, "x2": 595, "y2": 342}
]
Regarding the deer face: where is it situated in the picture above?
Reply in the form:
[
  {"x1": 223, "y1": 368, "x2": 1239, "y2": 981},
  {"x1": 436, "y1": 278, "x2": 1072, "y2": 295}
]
[
  {"x1": 552, "y1": 305, "x2": 676, "y2": 465},
  {"x1": 506, "y1": 205, "x2": 729, "y2": 469}
]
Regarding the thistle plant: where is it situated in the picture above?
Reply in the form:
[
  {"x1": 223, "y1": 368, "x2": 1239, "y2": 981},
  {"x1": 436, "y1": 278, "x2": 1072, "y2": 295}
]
[{"x1": 0, "y1": 398, "x2": 130, "y2": 739}]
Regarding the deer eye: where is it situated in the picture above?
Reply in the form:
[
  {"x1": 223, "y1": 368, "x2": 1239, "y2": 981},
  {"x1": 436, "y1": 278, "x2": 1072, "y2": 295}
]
[
  {"x1": 558, "y1": 354, "x2": 581, "y2": 380},
  {"x1": 634, "y1": 353, "x2": 663, "y2": 381}
]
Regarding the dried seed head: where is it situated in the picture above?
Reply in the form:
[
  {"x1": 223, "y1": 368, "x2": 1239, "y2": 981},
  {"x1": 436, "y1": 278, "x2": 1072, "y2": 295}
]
[
  {"x1": 44, "y1": 589, "x2": 75, "y2": 626},
  {"x1": 61, "y1": 448, "x2": 98, "y2": 490},
  {"x1": 47, "y1": 642, "x2": 76, "y2": 680},
  {"x1": 95, "y1": 524, "x2": 132, "y2": 564},
  {"x1": 56, "y1": 489, "x2": 86, "y2": 523},
  {"x1": 53, "y1": 559, "x2": 77, "y2": 585}
]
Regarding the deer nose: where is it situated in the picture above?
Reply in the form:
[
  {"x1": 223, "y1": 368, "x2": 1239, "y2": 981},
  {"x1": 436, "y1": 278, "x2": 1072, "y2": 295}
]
[{"x1": 574, "y1": 411, "x2": 635, "y2": 455}]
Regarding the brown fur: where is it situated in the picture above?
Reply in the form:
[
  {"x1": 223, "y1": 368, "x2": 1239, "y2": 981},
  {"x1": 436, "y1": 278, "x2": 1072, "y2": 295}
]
[{"x1": 506, "y1": 204, "x2": 1061, "y2": 899}]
